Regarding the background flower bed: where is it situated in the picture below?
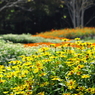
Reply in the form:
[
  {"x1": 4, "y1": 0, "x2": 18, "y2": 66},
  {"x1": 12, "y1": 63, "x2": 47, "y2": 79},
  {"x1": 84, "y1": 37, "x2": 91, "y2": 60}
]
[{"x1": 34, "y1": 27, "x2": 95, "y2": 40}]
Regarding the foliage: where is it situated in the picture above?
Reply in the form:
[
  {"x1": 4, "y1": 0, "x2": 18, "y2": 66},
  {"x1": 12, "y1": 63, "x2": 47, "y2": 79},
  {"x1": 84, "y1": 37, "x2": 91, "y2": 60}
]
[
  {"x1": 0, "y1": 39, "x2": 95, "y2": 95},
  {"x1": 0, "y1": 0, "x2": 66, "y2": 34}
]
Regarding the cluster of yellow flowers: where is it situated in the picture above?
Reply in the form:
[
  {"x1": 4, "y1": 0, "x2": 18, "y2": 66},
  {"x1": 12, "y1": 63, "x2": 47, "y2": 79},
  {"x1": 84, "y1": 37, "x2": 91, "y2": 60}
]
[{"x1": 0, "y1": 38, "x2": 95, "y2": 95}]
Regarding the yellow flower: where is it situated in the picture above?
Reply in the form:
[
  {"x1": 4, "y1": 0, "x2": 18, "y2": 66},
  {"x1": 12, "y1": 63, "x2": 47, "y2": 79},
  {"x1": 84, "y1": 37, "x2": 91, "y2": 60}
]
[
  {"x1": 77, "y1": 65, "x2": 85, "y2": 69},
  {"x1": 36, "y1": 62, "x2": 43, "y2": 68},
  {"x1": 42, "y1": 52, "x2": 51, "y2": 56},
  {"x1": 76, "y1": 71, "x2": 82, "y2": 75},
  {"x1": 0, "y1": 65, "x2": 5, "y2": 69},
  {"x1": 62, "y1": 92, "x2": 71, "y2": 95},
  {"x1": 9, "y1": 93, "x2": 14, "y2": 95},
  {"x1": 81, "y1": 74, "x2": 90, "y2": 78},
  {"x1": 23, "y1": 62, "x2": 32, "y2": 66},
  {"x1": 68, "y1": 85, "x2": 76, "y2": 90},
  {"x1": 3, "y1": 91, "x2": 9, "y2": 94},
  {"x1": 52, "y1": 77, "x2": 63, "y2": 81},
  {"x1": 86, "y1": 87, "x2": 95, "y2": 95},
  {"x1": 66, "y1": 79, "x2": 77, "y2": 89},
  {"x1": 36, "y1": 92, "x2": 45, "y2": 95},
  {"x1": 15, "y1": 91, "x2": 25, "y2": 94},
  {"x1": 74, "y1": 65, "x2": 85, "y2": 72},
  {"x1": 90, "y1": 87, "x2": 95, "y2": 94},
  {"x1": 6, "y1": 66, "x2": 12, "y2": 70},
  {"x1": 0, "y1": 79, "x2": 6, "y2": 83},
  {"x1": 62, "y1": 38, "x2": 69, "y2": 42},
  {"x1": 33, "y1": 68, "x2": 39, "y2": 73},
  {"x1": 59, "y1": 55, "x2": 67, "y2": 58},
  {"x1": 75, "y1": 38, "x2": 80, "y2": 41},
  {"x1": 65, "y1": 61, "x2": 74, "y2": 66},
  {"x1": 56, "y1": 51, "x2": 65, "y2": 54},
  {"x1": 76, "y1": 86, "x2": 86, "y2": 91},
  {"x1": 38, "y1": 47, "x2": 50, "y2": 52},
  {"x1": 50, "y1": 56, "x2": 57, "y2": 59},
  {"x1": 43, "y1": 82, "x2": 49, "y2": 86},
  {"x1": 0, "y1": 74, "x2": 3, "y2": 78},
  {"x1": 40, "y1": 83, "x2": 44, "y2": 87},
  {"x1": 51, "y1": 76, "x2": 63, "y2": 81},
  {"x1": 73, "y1": 92, "x2": 84, "y2": 95},
  {"x1": 25, "y1": 91, "x2": 33, "y2": 95},
  {"x1": 85, "y1": 87, "x2": 92, "y2": 93},
  {"x1": 50, "y1": 44, "x2": 56, "y2": 47},
  {"x1": 40, "y1": 82, "x2": 49, "y2": 87},
  {"x1": 9, "y1": 60, "x2": 22, "y2": 64},
  {"x1": 67, "y1": 70, "x2": 74, "y2": 76},
  {"x1": 39, "y1": 73, "x2": 47, "y2": 77}
]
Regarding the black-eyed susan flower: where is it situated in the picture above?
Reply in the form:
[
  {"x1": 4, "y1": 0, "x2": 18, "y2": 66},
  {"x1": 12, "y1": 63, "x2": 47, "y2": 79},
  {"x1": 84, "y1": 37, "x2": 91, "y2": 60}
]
[
  {"x1": 75, "y1": 38, "x2": 80, "y2": 41},
  {"x1": 62, "y1": 92, "x2": 71, "y2": 95},
  {"x1": 66, "y1": 79, "x2": 77, "y2": 90},
  {"x1": 81, "y1": 74, "x2": 90, "y2": 78},
  {"x1": 36, "y1": 91, "x2": 45, "y2": 95}
]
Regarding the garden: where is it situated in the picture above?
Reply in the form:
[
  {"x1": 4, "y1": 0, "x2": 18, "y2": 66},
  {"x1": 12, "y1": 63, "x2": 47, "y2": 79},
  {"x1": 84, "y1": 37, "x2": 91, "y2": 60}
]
[{"x1": 1, "y1": 27, "x2": 95, "y2": 95}]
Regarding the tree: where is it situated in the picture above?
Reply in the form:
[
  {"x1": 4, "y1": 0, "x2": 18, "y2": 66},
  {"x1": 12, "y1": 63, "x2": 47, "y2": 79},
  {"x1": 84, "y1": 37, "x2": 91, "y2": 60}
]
[
  {"x1": 63, "y1": 0, "x2": 95, "y2": 28},
  {"x1": 0, "y1": 0, "x2": 33, "y2": 12},
  {"x1": 0, "y1": 0, "x2": 64, "y2": 34}
]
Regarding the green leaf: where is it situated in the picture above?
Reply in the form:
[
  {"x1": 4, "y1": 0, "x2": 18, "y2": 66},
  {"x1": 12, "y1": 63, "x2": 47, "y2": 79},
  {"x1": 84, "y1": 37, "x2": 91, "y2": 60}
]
[
  {"x1": 63, "y1": 15, "x2": 67, "y2": 18},
  {"x1": 58, "y1": 83, "x2": 65, "y2": 86},
  {"x1": 0, "y1": 1, "x2": 2, "y2": 4},
  {"x1": 60, "y1": 5, "x2": 64, "y2": 8},
  {"x1": 10, "y1": 10, "x2": 15, "y2": 12},
  {"x1": 54, "y1": 88, "x2": 60, "y2": 91}
]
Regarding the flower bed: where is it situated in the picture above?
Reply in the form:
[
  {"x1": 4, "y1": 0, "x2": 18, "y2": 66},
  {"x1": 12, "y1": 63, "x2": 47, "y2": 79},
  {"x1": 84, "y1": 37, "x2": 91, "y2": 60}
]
[
  {"x1": 1, "y1": 39, "x2": 95, "y2": 95},
  {"x1": 34, "y1": 27, "x2": 95, "y2": 39}
]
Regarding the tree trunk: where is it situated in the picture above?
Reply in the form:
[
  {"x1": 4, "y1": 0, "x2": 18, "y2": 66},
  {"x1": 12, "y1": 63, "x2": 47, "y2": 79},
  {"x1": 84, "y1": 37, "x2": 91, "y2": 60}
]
[
  {"x1": 72, "y1": 0, "x2": 76, "y2": 28},
  {"x1": 64, "y1": 0, "x2": 95, "y2": 29},
  {"x1": 80, "y1": 9, "x2": 84, "y2": 28}
]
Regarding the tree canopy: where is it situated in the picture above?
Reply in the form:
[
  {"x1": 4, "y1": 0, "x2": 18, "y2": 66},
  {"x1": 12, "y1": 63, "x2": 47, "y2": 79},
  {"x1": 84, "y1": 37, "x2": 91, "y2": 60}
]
[{"x1": 0, "y1": 0, "x2": 95, "y2": 34}]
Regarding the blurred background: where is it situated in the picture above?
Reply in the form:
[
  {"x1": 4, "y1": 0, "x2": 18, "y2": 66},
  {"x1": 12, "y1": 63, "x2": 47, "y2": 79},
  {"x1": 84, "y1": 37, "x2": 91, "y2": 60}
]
[{"x1": 0, "y1": 0, "x2": 95, "y2": 34}]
